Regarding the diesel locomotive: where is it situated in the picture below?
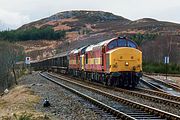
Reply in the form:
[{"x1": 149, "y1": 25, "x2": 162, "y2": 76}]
[{"x1": 31, "y1": 36, "x2": 142, "y2": 88}]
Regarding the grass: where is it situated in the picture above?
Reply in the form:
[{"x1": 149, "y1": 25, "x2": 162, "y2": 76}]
[
  {"x1": 13, "y1": 112, "x2": 32, "y2": 120},
  {"x1": 12, "y1": 112, "x2": 50, "y2": 120},
  {"x1": 0, "y1": 85, "x2": 51, "y2": 120},
  {"x1": 143, "y1": 62, "x2": 180, "y2": 74}
]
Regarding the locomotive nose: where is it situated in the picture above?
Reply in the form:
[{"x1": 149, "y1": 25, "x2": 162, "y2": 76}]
[{"x1": 107, "y1": 47, "x2": 142, "y2": 72}]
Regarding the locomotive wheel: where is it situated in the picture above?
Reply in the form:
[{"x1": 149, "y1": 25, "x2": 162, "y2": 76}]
[
  {"x1": 102, "y1": 79, "x2": 107, "y2": 86},
  {"x1": 114, "y1": 78, "x2": 120, "y2": 87},
  {"x1": 107, "y1": 78, "x2": 113, "y2": 86}
]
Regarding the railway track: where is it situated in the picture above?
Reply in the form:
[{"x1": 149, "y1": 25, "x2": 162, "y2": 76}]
[
  {"x1": 143, "y1": 75, "x2": 180, "y2": 96},
  {"x1": 115, "y1": 86, "x2": 180, "y2": 108},
  {"x1": 139, "y1": 77, "x2": 180, "y2": 102},
  {"x1": 139, "y1": 78, "x2": 166, "y2": 92},
  {"x1": 40, "y1": 72, "x2": 135, "y2": 120},
  {"x1": 144, "y1": 74, "x2": 180, "y2": 91},
  {"x1": 40, "y1": 72, "x2": 180, "y2": 120},
  {"x1": 136, "y1": 88, "x2": 180, "y2": 102},
  {"x1": 144, "y1": 73, "x2": 180, "y2": 77},
  {"x1": 51, "y1": 72, "x2": 180, "y2": 106}
]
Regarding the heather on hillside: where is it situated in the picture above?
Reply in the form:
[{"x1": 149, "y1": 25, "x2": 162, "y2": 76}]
[{"x1": 0, "y1": 27, "x2": 66, "y2": 41}]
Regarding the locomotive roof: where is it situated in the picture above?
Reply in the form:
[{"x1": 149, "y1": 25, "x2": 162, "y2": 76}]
[
  {"x1": 85, "y1": 37, "x2": 116, "y2": 51},
  {"x1": 95, "y1": 37, "x2": 116, "y2": 47},
  {"x1": 85, "y1": 45, "x2": 94, "y2": 52},
  {"x1": 74, "y1": 49, "x2": 79, "y2": 54},
  {"x1": 70, "y1": 37, "x2": 127, "y2": 53},
  {"x1": 78, "y1": 45, "x2": 88, "y2": 52},
  {"x1": 69, "y1": 49, "x2": 78, "y2": 54}
]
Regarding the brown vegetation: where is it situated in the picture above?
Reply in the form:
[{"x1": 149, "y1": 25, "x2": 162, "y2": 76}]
[
  {"x1": 0, "y1": 85, "x2": 50, "y2": 120},
  {"x1": 54, "y1": 24, "x2": 71, "y2": 31},
  {"x1": 17, "y1": 40, "x2": 62, "y2": 60}
]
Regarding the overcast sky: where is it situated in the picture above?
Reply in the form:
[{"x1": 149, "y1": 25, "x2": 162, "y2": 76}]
[{"x1": 0, "y1": 0, "x2": 180, "y2": 30}]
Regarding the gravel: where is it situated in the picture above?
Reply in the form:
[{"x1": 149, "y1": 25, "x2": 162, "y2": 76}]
[
  {"x1": 48, "y1": 73, "x2": 180, "y2": 116},
  {"x1": 18, "y1": 71, "x2": 180, "y2": 119},
  {"x1": 18, "y1": 71, "x2": 114, "y2": 120}
]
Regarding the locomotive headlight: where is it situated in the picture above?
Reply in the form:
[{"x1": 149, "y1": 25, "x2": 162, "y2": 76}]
[{"x1": 125, "y1": 62, "x2": 129, "y2": 66}]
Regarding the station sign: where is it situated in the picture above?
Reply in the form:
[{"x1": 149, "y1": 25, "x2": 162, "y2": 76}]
[
  {"x1": 164, "y1": 56, "x2": 169, "y2": 64},
  {"x1": 25, "y1": 57, "x2": 31, "y2": 64}
]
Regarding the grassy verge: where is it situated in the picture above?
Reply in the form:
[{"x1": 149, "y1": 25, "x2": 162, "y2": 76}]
[
  {"x1": 0, "y1": 85, "x2": 51, "y2": 120},
  {"x1": 143, "y1": 62, "x2": 180, "y2": 74},
  {"x1": 17, "y1": 68, "x2": 30, "y2": 78}
]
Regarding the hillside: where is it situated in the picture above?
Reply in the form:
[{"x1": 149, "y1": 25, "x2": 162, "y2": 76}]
[{"x1": 17, "y1": 10, "x2": 180, "y2": 64}]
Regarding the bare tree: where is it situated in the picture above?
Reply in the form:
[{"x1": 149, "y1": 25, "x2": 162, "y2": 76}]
[{"x1": 0, "y1": 41, "x2": 24, "y2": 92}]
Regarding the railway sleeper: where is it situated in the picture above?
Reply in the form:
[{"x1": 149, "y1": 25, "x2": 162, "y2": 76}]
[{"x1": 45, "y1": 72, "x2": 180, "y2": 120}]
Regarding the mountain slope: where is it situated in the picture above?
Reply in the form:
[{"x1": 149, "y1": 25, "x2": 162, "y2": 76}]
[
  {"x1": 18, "y1": 10, "x2": 180, "y2": 46},
  {"x1": 19, "y1": 10, "x2": 180, "y2": 35},
  {"x1": 17, "y1": 10, "x2": 180, "y2": 64},
  {"x1": 19, "y1": 10, "x2": 130, "y2": 30}
]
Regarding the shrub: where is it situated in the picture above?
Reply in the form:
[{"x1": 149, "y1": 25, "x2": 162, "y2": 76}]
[
  {"x1": 0, "y1": 27, "x2": 66, "y2": 41},
  {"x1": 143, "y1": 62, "x2": 180, "y2": 74}
]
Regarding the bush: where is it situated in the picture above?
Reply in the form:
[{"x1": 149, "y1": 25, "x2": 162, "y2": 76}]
[
  {"x1": 130, "y1": 33, "x2": 157, "y2": 46},
  {"x1": 143, "y1": 62, "x2": 180, "y2": 74}
]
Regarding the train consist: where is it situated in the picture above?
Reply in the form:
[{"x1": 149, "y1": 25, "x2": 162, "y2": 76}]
[{"x1": 31, "y1": 37, "x2": 142, "y2": 88}]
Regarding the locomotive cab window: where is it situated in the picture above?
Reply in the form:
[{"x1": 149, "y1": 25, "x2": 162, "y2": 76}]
[
  {"x1": 118, "y1": 39, "x2": 137, "y2": 48},
  {"x1": 108, "y1": 40, "x2": 117, "y2": 50},
  {"x1": 118, "y1": 39, "x2": 126, "y2": 47},
  {"x1": 127, "y1": 40, "x2": 137, "y2": 48}
]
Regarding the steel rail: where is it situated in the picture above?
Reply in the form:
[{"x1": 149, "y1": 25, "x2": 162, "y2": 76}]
[
  {"x1": 144, "y1": 74, "x2": 180, "y2": 92},
  {"x1": 39, "y1": 72, "x2": 136, "y2": 120},
  {"x1": 46, "y1": 72, "x2": 180, "y2": 120},
  {"x1": 137, "y1": 87, "x2": 180, "y2": 102},
  {"x1": 139, "y1": 78, "x2": 165, "y2": 92},
  {"x1": 143, "y1": 72, "x2": 180, "y2": 77},
  {"x1": 53, "y1": 72, "x2": 180, "y2": 104}
]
